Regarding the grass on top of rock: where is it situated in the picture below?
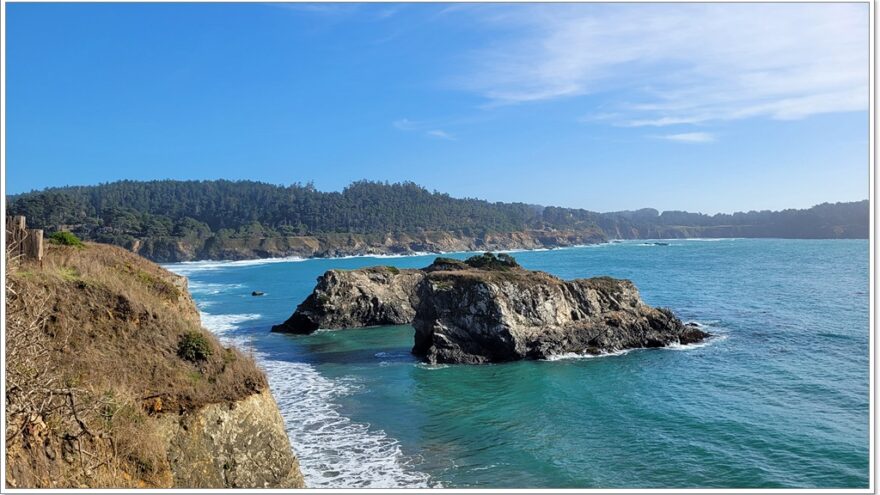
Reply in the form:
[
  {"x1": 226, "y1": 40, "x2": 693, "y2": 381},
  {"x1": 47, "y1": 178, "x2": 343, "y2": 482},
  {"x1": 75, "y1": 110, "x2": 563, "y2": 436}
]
[
  {"x1": 463, "y1": 252, "x2": 521, "y2": 271},
  {"x1": 5, "y1": 242, "x2": 268, "y2": 488}
]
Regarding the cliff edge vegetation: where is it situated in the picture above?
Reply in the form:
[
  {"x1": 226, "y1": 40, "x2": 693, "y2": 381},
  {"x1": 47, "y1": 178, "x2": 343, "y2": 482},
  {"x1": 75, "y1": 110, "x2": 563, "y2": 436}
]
[{"x1": 5, "y1": 240, "x2": 305, "y2": 488}]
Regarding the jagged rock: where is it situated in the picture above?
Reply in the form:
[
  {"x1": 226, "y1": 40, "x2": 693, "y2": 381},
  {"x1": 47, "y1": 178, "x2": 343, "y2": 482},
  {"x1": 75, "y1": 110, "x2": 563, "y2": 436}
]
[
  {"x1": 271, "y1": 266, "x2": 425, "y2": 333},
  {"x1": 412, "y1": 268, "x2": 705, "y2": 364},
  {"x1": 273, "y1": 253, "x2": 708, "y2": 363}
]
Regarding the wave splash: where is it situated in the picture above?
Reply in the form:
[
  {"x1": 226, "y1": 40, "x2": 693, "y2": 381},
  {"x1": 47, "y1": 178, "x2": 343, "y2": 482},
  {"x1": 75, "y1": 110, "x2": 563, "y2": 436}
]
[
  {"x1": 543, "y1": 320, "x2": 728, "y2": 361},
  {"x1": 199, "y1": 311, "x2": 433, "y2": 488}
]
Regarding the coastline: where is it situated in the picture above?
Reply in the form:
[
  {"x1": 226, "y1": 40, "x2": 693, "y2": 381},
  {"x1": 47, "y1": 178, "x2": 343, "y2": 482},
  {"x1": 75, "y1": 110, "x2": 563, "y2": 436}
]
[{"x1": 161, "y1": 236, "x2": 869, "y2": 268}]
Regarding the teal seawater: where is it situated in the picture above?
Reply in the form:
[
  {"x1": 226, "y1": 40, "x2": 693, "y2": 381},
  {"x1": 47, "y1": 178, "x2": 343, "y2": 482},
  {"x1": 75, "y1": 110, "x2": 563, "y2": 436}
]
[{"x1": 165, "y1": 239, "x2": 869, "y2": 489}]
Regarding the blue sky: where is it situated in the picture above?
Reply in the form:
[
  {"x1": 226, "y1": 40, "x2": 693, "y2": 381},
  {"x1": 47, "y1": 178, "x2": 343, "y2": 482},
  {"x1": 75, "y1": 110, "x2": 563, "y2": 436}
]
[{"x1": 5, "y1": 3, "x2": 869, "y2": 213}]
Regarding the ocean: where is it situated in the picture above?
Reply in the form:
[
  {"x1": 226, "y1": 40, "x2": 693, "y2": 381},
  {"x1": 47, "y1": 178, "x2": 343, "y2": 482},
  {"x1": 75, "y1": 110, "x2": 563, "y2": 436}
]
[{"x1": 164, "y1": 238, "x2": 870, "y2": 489}]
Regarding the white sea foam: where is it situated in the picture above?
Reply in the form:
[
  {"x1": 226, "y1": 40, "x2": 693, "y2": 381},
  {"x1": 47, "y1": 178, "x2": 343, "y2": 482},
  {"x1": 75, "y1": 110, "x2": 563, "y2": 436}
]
[
  {"x1": 542, "y1": 348, "x2": 634, "y2": 362},
  {"x1": 187, "y1": 281, "x2": 245, "y2": 295},
  {"x1": 662, "y1": 334, "x2": 728, "y2": 351},
  {"x1": 260, "y1": 359, "x2": 433, "y2": 488},
  {"x1": 543, "y1": 321, "x2": 728, "y2": 361},
  {"x1": 199, "y1": 310, "x2": 433, "y2": 488},
  {"x1": 163, "y1": 256, "x2": 307, "y2": 275},
  {"x1": 199, "y1": 312, "x2": 262, "y2": 336}
]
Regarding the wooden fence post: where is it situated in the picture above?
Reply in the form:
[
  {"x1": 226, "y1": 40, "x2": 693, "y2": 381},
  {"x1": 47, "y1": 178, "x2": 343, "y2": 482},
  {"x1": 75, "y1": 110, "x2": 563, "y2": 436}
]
[{"x1": 6, "y1": 216, "x2": 44, "y2": 262}]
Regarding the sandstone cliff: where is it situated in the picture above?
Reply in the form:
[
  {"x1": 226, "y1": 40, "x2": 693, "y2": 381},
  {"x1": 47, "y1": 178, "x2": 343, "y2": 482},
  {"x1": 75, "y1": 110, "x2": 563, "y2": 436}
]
[
  {"x1": 273, "y1": 253, "x2": 708, "y2": 363},
  {"x1": 5, "y1": 243, "x2": 305, "y2": 488}
]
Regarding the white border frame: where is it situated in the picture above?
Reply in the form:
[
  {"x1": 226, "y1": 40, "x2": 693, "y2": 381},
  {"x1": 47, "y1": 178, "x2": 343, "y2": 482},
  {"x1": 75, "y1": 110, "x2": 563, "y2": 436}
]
[{"x1": 0, "y1": 1, "x2": 874, "y2": 493}]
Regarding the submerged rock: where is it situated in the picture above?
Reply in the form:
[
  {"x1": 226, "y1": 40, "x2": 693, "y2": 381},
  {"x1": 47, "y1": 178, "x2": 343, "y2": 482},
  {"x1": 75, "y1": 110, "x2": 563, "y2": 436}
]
[{"x1": 273, "y1": 253, "x2": 709, "y2": 363}]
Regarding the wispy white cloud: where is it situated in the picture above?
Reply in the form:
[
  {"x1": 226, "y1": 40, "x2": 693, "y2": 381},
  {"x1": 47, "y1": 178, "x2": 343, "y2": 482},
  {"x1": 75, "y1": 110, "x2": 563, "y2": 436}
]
[
  {"x1": 456, "y1": 4, "x2": 868, "y2": 126},
  {"x1": 392, "y1": 118, "x2": 418, "y2": 131},
  {"x1": 426, "y1": 130, "x2": 455, "y2": 140},
  {"x1": 656, "y1": 132, "x2": 715, "y2": 143},
  {"x1": 393, "y1": 119, "x2": 455, "y2": 140}
]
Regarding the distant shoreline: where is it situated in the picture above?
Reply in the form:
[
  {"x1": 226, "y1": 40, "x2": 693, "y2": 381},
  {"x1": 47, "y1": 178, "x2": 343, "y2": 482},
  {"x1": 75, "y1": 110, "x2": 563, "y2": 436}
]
[{"x1": 160, "y1": 236, "x2": 866, "y2": 267}]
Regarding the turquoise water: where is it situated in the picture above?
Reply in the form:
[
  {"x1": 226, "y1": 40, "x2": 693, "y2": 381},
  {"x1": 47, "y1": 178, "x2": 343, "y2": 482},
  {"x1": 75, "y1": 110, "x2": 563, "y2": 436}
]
[{"x1": 165, "y1": 239, "x2": 870, "y2": 488}]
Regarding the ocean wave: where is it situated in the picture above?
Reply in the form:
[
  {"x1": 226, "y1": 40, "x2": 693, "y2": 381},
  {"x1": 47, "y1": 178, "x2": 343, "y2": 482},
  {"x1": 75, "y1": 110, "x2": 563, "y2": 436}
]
[
  {"x1": 542, "y1": 348, "x2": 634, "y2": 362},
  {"x1": 187, "y1": 281, "x2": 245, "y2": 295},
  {"x1": 199, "y1": 312, "x2": 262, "y2": 336},
  {"x1": 261, "y1": 359, "x2": 433, "y2": 488},
  {"x1": 163, "y1": 256, "x2": 307, "y2": 275},
  {"x1": 662, "y1": 334, "x2": 728, "y2": 351},
  {"x1": 200, "y1": 312, "x2": 433, "y2": 488},
  {"x1": 543, "y1": 321, "x2": 728, "y2": 360}
]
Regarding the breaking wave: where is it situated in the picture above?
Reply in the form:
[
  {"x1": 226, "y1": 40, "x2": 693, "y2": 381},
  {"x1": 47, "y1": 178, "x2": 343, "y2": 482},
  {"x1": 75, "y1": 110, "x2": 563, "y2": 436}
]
[{"x1": 199, "y1": 310, "x2": 433, "y2": 488}]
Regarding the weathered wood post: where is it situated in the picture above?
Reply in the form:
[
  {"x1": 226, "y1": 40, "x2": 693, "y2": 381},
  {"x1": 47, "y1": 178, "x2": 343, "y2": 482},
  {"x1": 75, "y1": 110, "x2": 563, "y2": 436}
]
[{"x1": 5, "y1": 216, "x2": 44, "y2": 262}]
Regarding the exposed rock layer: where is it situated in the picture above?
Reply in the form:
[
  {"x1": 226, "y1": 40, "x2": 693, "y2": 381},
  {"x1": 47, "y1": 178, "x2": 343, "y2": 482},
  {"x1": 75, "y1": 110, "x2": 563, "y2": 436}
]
[
  {"x1": 156, "y1": 390, "x2": 305, "y2": 488},
  {"x1": 131, "y1": 228, "x2": 607, "y2": 262},
  {"x1": 273, "y1": 254, "x2": 708, "y2": 363}
]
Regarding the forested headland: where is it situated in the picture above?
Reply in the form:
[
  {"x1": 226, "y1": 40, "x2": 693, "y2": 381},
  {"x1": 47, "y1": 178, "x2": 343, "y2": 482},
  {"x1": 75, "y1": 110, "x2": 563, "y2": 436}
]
[{"x1": 7, "y1": 180, "x2": 868, "y2": 262}]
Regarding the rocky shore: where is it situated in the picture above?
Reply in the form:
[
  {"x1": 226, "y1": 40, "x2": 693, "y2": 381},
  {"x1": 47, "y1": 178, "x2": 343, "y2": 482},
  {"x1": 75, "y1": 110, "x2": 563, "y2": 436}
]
[
  {"x1": 129, "y1": 228, "x2": 607, "y2": 262},
  {"x1": 272, "y1": 253, "x2": 708, "y2": 363}
]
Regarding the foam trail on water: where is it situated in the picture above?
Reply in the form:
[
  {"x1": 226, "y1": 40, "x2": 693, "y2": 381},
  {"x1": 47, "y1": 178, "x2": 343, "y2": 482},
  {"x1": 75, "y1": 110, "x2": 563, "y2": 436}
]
[
  {"x1": 199, "y1": 312, "x2": 262, "y2": 337},
  {"x1": 188, "y1": 281, "x2": 245, "y2": 295},
  {"x1": 199, "y1": 310, "x2": 433, "y2": 488},
  {"x1": 542, "y1": 348, "x2": 634, "y2": 362},
  {"x1": 544, "y1": 320, "x2": 728, "y2": 361},
  {"x1": 162, "y1": 257, "x2": 306, "y2": 275}
]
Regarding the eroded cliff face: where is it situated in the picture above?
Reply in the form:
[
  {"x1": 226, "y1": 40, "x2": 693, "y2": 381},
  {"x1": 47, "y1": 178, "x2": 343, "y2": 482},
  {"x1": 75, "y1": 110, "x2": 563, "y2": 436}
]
[
  {"x1": 156, "y1": 390, "x2": 304, "y2": 488},
  {"x1": 273, "y1": 254, "x2": 708, "y2": 363},
  {"x1": 5, "y1": 243, "x2": 305, "y2": 489}
]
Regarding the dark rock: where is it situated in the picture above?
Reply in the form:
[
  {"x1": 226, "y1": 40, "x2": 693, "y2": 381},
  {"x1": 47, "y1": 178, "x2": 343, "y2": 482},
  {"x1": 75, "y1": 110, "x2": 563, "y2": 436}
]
[
  {"x1": 272, "y1": 253, "x2": 710, "y2": 362},
  {"x1": 252, "y1": 291, "x2": 265, "y2": 296},
  {"x1": 270, "y1": 266, "x2": 424, "y2": 333}
]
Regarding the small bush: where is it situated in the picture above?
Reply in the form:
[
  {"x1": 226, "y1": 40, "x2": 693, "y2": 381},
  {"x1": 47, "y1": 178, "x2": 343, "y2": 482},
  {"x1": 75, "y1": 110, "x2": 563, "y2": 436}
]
[
  {"x1": 49, "y1": 231, "x2": 84, "y2": 247},
  {"x1": 464, "y1": 252, "x2": 520, "y2": 271},
  {"x1": 385, "y1": 266, "x2": 400, "y2": 275},
  {"x1": 177, "y1": 331, "x2": 213, "y2": 362}
]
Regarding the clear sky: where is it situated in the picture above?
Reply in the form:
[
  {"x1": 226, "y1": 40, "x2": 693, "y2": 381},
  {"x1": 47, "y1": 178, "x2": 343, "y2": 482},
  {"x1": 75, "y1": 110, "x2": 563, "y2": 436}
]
[{"x1": 5, "y1": 3, "x2": 870, "y2": 213}]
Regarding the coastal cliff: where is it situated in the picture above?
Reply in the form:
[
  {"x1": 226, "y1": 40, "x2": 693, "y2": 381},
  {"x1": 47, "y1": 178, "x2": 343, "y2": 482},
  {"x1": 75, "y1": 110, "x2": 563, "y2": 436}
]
[
  {"x1": 273, "y1": 253, "x2": 707, "y2": 363},
  {"x1": 126, "y1": 228, "x2": 606, "y2": 262},
  {"x1": 5, "y1": 242, "x2": 304, "y2": 488}
]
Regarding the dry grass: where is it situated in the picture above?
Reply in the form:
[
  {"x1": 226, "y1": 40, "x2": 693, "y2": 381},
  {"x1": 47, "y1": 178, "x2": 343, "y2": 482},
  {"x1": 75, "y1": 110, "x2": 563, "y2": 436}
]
[{"x1": 5, "y1": 242, "x2": 267, "y2": 488}]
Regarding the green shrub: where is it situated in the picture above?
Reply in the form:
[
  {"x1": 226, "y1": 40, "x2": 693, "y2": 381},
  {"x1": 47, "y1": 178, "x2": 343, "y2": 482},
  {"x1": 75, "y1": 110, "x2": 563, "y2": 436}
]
[
  {"x1": 385, "y1": 266, "x2": 400, "y2": 274},
  {"x1": 48, "y1": 231, "x2": 84, "y2": 247},
  {"x1": 464, "y1": 252, "x2": 520, "y2": 271},
  {"x1": 177, "y1": 331, "x2": 213, "y2": 362}
]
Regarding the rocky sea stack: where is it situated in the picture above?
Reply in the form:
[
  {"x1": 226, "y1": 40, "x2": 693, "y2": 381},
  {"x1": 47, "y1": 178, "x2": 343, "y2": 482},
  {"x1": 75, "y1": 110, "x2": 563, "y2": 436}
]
[{"x1": 272, "y1": 253, "x2": 708, "y2": 364}]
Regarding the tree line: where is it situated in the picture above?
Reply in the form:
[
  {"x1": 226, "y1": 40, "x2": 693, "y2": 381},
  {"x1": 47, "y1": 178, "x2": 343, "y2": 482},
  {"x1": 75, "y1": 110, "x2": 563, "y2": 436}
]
[{"x1": 7, "y1": 179, "x2": 869, "y2": 247}]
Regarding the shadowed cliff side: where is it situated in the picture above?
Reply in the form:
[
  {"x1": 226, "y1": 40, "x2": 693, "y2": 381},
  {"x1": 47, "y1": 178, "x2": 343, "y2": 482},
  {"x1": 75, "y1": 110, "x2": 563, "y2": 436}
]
[{"x1": 5, "y1": 241, "x2": 305, "y2": 488}]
